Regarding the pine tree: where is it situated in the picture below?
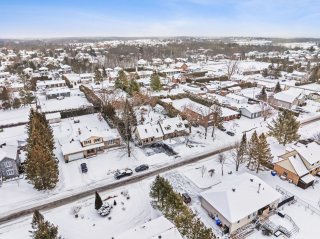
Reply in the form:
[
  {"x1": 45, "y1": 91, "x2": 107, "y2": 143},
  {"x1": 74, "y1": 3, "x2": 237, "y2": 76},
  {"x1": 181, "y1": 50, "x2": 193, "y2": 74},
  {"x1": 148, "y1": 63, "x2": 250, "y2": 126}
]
[
  {"x1": 128, "y1": 79, "x2": 140, "y2": 96},
  {"x1": 256, "y1": 133, "x2": 272, "y2": 173},
  {"x1": 274, "y1": 81, "x2": 282, "y2": 93},
  {"x1": 247, "y1": 131, "x2": 259, "y2": 170},
  {"x1": 258, "y1": 87, "x2": 267, "y2": 102},
  {"x1": 30, "y1": 210, "x2": 60, "y2": 239},
  {"x1": 94, "y1": 68, "x2": 103, "y2": 84},
  {"x1": 25, "y1": 110, "x2": 59, "y2": 190},
  {"x1": 116, "y1": 70, "x2": 129, "y2": 91},
  {"x1": 95, "y1": 191, "x2": 103, "y2": 210},
  {"x1": 233, "y1": 133, "x2": 247, "y2": 171},
  {"x1": 150, "y1": 73, "x2": 162, "y2": 91},
  {"x1": 268, "y1": 110, "x2": 300, "y2": 145}
]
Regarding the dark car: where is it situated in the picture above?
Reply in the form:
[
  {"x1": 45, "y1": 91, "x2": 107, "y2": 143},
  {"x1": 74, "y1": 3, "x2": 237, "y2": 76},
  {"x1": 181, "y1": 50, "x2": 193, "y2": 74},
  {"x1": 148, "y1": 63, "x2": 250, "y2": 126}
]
[
  {"x1": 114, "y1": 169, "x2": 133, "y2": 180},
  {"x1": 226, "y1": 131, "x2": 235, "y2": 136},
  {"x1": 135, "y1": 164, "x2": 149, "y2": 172},
  {"x1": 182, "y1": 193, "x2": 191, "y2": 204},
  {"x1": 218, "y1": 125, "x2": 226, "y2": 131},
  {"x1": 80, "y1": 163, "x2": 88, "y2": 173}
]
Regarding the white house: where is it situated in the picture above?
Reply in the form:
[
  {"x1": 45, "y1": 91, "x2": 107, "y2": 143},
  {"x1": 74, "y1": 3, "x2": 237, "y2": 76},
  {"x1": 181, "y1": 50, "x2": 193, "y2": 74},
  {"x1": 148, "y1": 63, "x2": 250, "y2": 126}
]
[
  {"x1": 200, "y1": 173, "x2": 281, "y2": 234},
  {"x1": 239, "y1": 104, "x2": 263, "y2": 119},
  {"x1": 45, "y1": 112, "x2": 61, "y2": 124}
]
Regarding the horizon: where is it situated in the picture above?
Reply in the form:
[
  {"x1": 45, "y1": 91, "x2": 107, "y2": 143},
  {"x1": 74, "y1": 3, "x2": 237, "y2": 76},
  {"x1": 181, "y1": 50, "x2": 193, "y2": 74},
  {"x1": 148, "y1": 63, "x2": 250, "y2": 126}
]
[{"x1": 1, "y1": 0, "x2": 320, "y2": 39}]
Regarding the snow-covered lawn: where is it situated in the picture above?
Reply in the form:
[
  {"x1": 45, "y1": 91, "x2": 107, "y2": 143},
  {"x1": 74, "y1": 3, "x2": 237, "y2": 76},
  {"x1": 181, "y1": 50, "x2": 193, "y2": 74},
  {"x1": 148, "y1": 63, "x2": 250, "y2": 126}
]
[
  {"x1": 0, "y1": 107, "x2": 31, "y2": 126},
  {"x1": 38, "y1": 95, "x2": 92, "y2": 112},
  {"x1": 0, "y1": 179, "x2": 160, "y2": 239}
]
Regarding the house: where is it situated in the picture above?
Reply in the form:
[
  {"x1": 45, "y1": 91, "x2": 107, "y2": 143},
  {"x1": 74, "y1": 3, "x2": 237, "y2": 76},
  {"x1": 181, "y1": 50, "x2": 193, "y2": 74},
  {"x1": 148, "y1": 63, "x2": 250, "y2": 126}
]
[
  {"x1": 37, "y1": 80, "x2": 67, "y2": 90},
  {"x1": 134, "y1": 123, "x2": 163, "y2": 146},
  {"x1": 61, "y1": 128, "x2": 121, "y2": 162},
  {"x1": 60, "y1": 65, "x2": 72, "y2": 74},
  {"x1": 158, "y1": 116, "x2": 188, "y2": 139},
  {"x1": 137, "y1": 59, "x2": 147, "y2": 67},
  {"x1": 0, "y1": 144, "x2": 20, "y2": 181},
  {"x1": 220, "y1": 107, "x2": 241, "y2": 121},
  {"x1": 38, "y1": 67, "x2": 49, "y2": 76},
  {"x1": 225, "y1": 93, "x2": 248, "y2": 104},
  {"x1": 45, "y1": 88, "x2": 71, "y2": 100},
  {"x1": 271, "y1": 89, "x2": 306, "y2": 109},
  {"x1": 45, "y1": 112, "x2": 61, "y2": 124},
  {"x1": 200, "y1": 173, "x2": 281, "y2": 234},
  {"x1": 239, "y1": 104, "x2": 263, "y2": 119},
  {"x1": 274, "y1": 142, "x2": 320, "y2": 189},
  {"x1": 113, "y1": 216, "x2": 183, "y2": 239},
  {"x1": 23, "y1": 67, "x2": 34, "y2": 76}
]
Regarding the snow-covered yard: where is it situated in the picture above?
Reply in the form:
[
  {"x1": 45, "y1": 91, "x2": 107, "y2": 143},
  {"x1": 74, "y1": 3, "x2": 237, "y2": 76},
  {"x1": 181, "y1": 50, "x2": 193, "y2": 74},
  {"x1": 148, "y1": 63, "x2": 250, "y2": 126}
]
[{"x1": 0, "y1": 107, "x2": 31, "y2": 126}]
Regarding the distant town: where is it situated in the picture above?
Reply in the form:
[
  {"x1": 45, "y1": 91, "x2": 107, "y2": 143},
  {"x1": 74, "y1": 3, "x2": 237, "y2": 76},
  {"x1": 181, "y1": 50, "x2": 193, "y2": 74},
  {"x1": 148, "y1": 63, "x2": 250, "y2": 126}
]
[{"x1": 0, "y1": 37, "x2": 320, "y2": 239}]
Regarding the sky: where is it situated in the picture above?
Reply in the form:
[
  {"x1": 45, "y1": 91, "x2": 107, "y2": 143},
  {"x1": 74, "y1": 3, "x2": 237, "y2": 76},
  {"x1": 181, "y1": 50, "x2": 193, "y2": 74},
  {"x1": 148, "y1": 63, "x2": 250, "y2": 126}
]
[{"x1": 0, "y1": 0, "x2": 320, "y2": 38}]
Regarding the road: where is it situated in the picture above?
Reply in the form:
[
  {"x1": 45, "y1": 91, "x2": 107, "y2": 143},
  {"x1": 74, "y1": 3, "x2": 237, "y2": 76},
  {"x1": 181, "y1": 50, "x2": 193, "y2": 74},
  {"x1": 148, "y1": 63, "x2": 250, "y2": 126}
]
[{"x1": 0, "y1": 115, "x2": 319, "y2": 225}]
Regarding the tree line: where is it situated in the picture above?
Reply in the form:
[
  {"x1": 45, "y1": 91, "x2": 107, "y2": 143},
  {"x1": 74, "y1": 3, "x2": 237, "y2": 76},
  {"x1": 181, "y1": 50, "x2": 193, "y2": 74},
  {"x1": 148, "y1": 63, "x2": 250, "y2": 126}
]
[{"x1": 150, "y1": 175, "x2": 216, "y2": 239}]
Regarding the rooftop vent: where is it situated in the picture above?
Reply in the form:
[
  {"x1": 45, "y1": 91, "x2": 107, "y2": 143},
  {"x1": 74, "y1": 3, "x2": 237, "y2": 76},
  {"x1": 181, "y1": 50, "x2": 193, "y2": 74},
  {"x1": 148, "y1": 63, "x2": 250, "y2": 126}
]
[
  {"x1": 250, "y1": 178, "x2": 253, "y2": 182},
  {"x1": 232, "y1": 188, "x2": 236, "y2": 192}
]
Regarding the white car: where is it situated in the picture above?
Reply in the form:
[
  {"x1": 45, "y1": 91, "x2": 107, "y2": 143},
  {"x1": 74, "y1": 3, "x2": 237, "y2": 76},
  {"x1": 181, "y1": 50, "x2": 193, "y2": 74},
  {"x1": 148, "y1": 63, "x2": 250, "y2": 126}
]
[{"x1": 97, "y1": 203, "x2": 113, "y2": 217}]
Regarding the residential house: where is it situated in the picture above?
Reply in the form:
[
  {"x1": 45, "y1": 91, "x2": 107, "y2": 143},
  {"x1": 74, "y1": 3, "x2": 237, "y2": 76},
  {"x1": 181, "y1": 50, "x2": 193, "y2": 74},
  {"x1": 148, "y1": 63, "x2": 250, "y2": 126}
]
[
  {"x1": 271, "y1": 89, "x2": 306, "y2": 109},
  {"x1": 226, "y1": 93, "x2": 248, "y2": 104},
  {"x1": 200, "y1": 173, "x2": 281, "y2": 234},
  {"x1": 45, "y1": 112, "x2": 61, "y2": 124},
  {"x1": 274, "y1": 142, "x2": 320, "y2": 189},
  {"x1": 37, "y1": 80, "x2": 67, "y2": 90},
  {"x1": 239, "y1": 104, "x2": 263, "y2": 119},
  {"x1": 45, "y1": 88, "x2": 71, "y2": 100},
  {"x1": 38, "y1": 67, "x2": 49, "y2": 76},
  {"x1": 134, "y1": 123, "x2": 164, "y2": 146},
  {"x1": 61, "y1": 128, "x2": 121, "y2": 162},
  {"x1": 158, "y1": 116, "x2": 188, "y2": 140},
  {"x1": 0, "y1": 144, "x2": 19, "y2": 181}
]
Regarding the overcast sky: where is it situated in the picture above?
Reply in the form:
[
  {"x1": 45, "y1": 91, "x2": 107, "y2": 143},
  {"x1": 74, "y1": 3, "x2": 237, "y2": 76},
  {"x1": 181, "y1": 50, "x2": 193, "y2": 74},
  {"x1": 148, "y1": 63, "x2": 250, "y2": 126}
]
[{"x1": 1, "y1": 0, "x2": 319, "y2": 38}]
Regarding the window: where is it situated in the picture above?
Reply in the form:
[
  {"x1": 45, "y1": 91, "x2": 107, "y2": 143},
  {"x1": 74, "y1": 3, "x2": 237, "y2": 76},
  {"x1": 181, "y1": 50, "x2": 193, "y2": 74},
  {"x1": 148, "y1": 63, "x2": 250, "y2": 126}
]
[
  {"x1": 4, "y1": 161, "x2": 12, "y2": 168},
  {"x1": 283, "y1": 172, "x2": 288, "y2": 177},
  {"x1": 6, "y1": 169, "x2": 14, "y2": 176},
  {"x1": 93, "y1": 138, "x2": 101, "y2": 143},
  {"x1": 84, "y1": 140, "x2": 91, "y2": 145},
  {"x1": 107, "y1": 139, "x2": 115, "y2": 145}
]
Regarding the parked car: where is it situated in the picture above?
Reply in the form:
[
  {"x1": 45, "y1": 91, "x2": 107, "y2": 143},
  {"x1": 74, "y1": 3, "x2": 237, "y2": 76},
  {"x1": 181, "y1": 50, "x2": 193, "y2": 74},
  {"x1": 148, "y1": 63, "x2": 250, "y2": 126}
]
[
  {"x1": 97, "y1": 203, "x2": 113, "y2": 217},
  {"x1": 80, "y1": 163, "x2": 88, "y2": 173},
  {"x1": 182, "y1": 193, "x2": 191, "y2": 204},
  {"x1": 114, "y1": 169, "x2": 133, "y2": 180},
  {"x1": 226, "y1": 131, "x2": 235, "y2": 136},
  {"x1": 218, "y1": 125, "x2": 226, "y2": 131},
  {"x1": 135, "y1": 164, "x2": 149, "y2": 172},
  {"x1": 56, "y1": 96, "x2": 64, "y2": 100}
]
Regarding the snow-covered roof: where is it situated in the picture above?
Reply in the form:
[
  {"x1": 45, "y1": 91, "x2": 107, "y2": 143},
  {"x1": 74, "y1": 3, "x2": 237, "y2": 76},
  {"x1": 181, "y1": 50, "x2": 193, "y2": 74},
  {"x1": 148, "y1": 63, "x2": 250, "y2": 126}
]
[
  {"x1": 240, "y1": 104, "x2": 262, "y2": 114},
  {"x1": 273, "y1": 89, "x2": 303, "y2": 103},
  {"x1": 172, "y1": 98, "x2": 211, "y2": 116},
  {"x1": 61, "y1": 141, "x2": 104, "y2": 156},
  {"x1": 200, "y1": 173, "x2": 281, "y2": 223},
  {"x1": 136, "y1": 123, "x2": 163, "y2": 140},
  {"x1": 221, "y1": 107, "x2": 240, "y2": 117},
  {"x1": 159, "y1": 116, "x2": 186, "y2": 135},
  {"x1": 288, "y1": 155, "x2": 309, "y2": 177},
  {"x1": 226, "y1": 93, "x2": 248, "y2": 102},
  {"x1": 45, "y1": 112, "x2": 61, "y2": 121},
  {"x1": 113, "y1": 216, "x2": 183, "y2": 239},
  {"x1": 293, "y1": 142, "x2": 320, "y2": 165},
  {"x1": 300, "y1": 174, "x2": 315, "y2": 184},
  {"x1": 0, "y1": 144, "x2": 18, "y2": 161}
]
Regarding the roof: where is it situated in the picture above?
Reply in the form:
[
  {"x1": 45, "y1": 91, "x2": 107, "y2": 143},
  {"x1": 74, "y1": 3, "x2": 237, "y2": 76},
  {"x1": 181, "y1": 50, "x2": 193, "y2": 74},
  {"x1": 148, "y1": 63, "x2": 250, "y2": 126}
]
[
  {"x1": 200, "y1": 173, "x2": 281, "y2": 223},
  {"x1": 136, "y1": 123, "x2": 163, "y2": 140},
  {"x1": 159, "y1": 117, "x2": 186, "y2": 135},
  {"x1": 61, "y1": 141, "x2": 104, "y2": 156},
  {"x1": 300, "y1": 174, "x2": 315, "y2": 184},
  {"x1": 45, "y1": 112, "x2": 61, "y2": 120},
  {"x1": 113, "y1": 216, "x2": 183, "y2": 239},
  {"x1": 0, "y1": 145, "x2": 18, "y2": 161},
  {"x1": 172, "y1": 98, "x2": 211, "y2": 116},
  {"x1": 293, "y1": 142, "x2": 320, "y2": 165},
  {"x1": 240, "y1": 104, "x2": 262, "y2": 114},
  {"x1": 273, "y1": 89, "x2": 303, "y2": 103},
  {"x1": 288, "y1": 155, "x2": 309, "y2": 177}
]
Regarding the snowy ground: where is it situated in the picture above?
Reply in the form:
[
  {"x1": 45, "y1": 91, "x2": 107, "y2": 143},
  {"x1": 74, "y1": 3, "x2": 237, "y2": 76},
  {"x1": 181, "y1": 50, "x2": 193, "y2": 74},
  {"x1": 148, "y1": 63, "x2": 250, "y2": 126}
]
[
  {"x1": 0, "y1": 106, "x2": 31, "y2": 126},
  {"x1": 0, "y1": 179, "x2": 161, "y2": 239}
]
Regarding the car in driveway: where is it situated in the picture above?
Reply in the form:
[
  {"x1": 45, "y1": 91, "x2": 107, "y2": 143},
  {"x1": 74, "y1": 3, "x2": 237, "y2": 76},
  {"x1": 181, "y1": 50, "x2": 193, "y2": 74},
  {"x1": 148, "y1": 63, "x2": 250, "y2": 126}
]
[
  {"x1": 80, "y1": 163, "x2": 88, "y2": 173},
  {"x1": 135, "y1": 164, "x2": 149, "y2": 172},
  {"x1": 217, "y1": 125, "x2": 226, "y2": 131},
  {"x1": 226, "y1": 131, "x2": 235, "y2": 136},
  {"x1": 114, "y1": 169, "x2": 133, "y2": 180}
]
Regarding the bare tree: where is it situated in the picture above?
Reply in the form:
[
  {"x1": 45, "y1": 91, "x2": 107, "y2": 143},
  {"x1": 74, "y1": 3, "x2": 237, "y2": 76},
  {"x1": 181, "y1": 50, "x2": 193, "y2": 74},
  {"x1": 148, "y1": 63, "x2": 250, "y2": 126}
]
[
  {"x1": 231, "y1": 141, "x2": 247, "y2": 171},
  {"x1": 217, "y1": 153, "x2": 227, "y2": 176},
  {"x1": 225, "y1": 59, "x2": 239, "y2": 80},
  {"x1": 261, "y1": 103, "x2": 273, "y2": 121}
]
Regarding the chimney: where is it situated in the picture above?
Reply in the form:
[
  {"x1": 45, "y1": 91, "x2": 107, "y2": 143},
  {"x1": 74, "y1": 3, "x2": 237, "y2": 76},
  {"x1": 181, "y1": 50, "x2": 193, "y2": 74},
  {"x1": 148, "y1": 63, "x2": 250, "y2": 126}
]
[
  {"x1": 257, "y1": 183, "x2": 261, "y2": 194},
  {"x1": 250, "y1": 178, "x2": 253, "y2": 182},
  {"x1": 78, "y1": 128, "x2": 81, "y2": 135},
  {"x1": 232, "y1": 188, "x2": 236, "y2": 192}
]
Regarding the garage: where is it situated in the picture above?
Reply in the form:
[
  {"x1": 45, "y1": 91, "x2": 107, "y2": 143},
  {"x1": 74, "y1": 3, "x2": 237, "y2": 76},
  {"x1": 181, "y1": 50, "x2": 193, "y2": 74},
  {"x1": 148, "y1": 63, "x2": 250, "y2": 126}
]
[{"x1": 68, "y1": 152, "x2": 84, "y2": 161}]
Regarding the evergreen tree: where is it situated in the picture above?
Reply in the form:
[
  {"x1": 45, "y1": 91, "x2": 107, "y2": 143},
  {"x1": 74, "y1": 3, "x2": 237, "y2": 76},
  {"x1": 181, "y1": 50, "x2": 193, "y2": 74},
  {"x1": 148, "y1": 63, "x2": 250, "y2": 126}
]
[
  {"x1": 30, "y1": 210, "x2": 60, "y2": 239},
  {"x1": 258, "y1": 87, "x2": 267, "y2": 102},
  {"x1": 12, "y1": 98, "x2": 21, "y2": 109},
  {"x1": 274, "y1": 81, "x2": 282, "y2": 93},
  {"x1": 247, "y1": 131, "x2": 259, "y2": 170},
  {"x1": 115, "y1": 70, "x2": 129, "y2": 91},
  {"x1": 268, "y1": 110, "x2": 300, "y2": 145},
  {"x1": 25, "y1": 110, "x2": 59, "y2": 190},
  {"x1": 102, "y1": 66, "x2": 107, "y2": 78},
  {"x1": 256, "y1": 133, "x2": 272, "y2": 173},
  {"x1": 233, "y1": 133, "x2": 247, "y2": 171},
  {"x1": 95, "y1": 191, "x2": 103, "y2": 210},
  {"x1": 128, "y1": 79, "x2": 140, "y2": 96},
  {"x1": 150, "y1": 73, "x2": 162, "y2": 91},
  {"x1": 94, "y1": 68, "x2": 103, "y2": 84}
]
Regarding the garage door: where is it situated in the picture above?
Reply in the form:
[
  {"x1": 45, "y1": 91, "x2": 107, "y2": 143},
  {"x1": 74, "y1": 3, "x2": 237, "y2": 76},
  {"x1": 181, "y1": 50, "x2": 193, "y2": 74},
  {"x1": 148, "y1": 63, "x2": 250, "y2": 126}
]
[{"x1": 68, "y1": 152, "x2": 84, "y2": 161}]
